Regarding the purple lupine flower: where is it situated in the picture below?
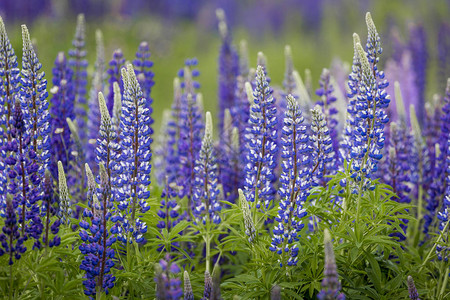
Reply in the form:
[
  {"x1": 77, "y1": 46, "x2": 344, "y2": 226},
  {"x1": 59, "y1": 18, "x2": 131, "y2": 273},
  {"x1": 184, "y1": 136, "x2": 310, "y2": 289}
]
[
  {"x1": 157, "y1": 178, "x2": 180, "y2": 234},
  {"x1": 310, "y1": 105, "x2": 334, "y2": 187},
  {"x1": 133, "y1": 42, "x2": 154, "y2": 111},
  {"x1": 437, "y1": 23, "x2": 450, "y2": 92},
  {"x1": 384, "y1": 52, "x2": 418, "y2": 125},
  {"x1": 42, "y1": 171, "x2": 61, "y2": 248},
  {"x1": 202, "y1": 270, "x2": 213, "y2": 300},
  {"x1": 0, "y1": 198, "x2": 26, "y2": 265},
  {"x1": 79, "y1": 163, "x2": 116, "y2": 297},
  {"x1": 86, "y1": 30, "x2": 105, "y2": 171},
  {"x1": 184, "y1": 271, "x2": 194, "y2": 300},
  {"x1": 384, "y1": 122, "x2": 412, "y2": 241},
  {"x1": 216, "y1": 8, "x2": 239, "y2": 135},
  {"x1": 107, "y1": 49, "x2": 125, "y2": 116},
  {"x1": 69, "y1": 14, "x2": 88, "y2": 145},
  {"x1": 317, "y1": 229, "x2": 345, "y2": 300},
  {"x1": 115, "y1": 64, "x2": 151, "y2": 244},
  {"x1": 349, "y1": 14, "x2": 390, "y2": 187},
  {"x1": 50, "y1": 52, "x2": 75, "y2": 179},
  {"x1": 436, "y1": 141, "x2": 450, "y2": 260},
  {"x1": 155, "y1": 254, "x2": 183, "y2": 300},
  {"x1": 340, "y1": 33, "x2": 362, "y2": 163},
  {"x1": 4, "y1": 100, "x2": 42, "y2": 248},
  {"x1": 177, "y1": 62, "x2": 204, "y2": 210},
  {"x1": 316, "y1": 68, "x2": 339, "y2": 172},
  {"x1": 20, "y1": 25, "x2": 51, "y2": 176},
  {"x1": 154, "y1": 110, "x2": 172, "y2": 186},
  {"x1": 407, "y1": 275, "x2": 420, "y2": 300},
  {"x1": 244, "y1": 65, "x2": 278, "y2": 210},
  {"x1": 193, "y1": 112, "x2": 221, "y2": 224},
  {"x1": 0, "y1": 16, "x2": 21, "y2": 143},
  {"x1": 270, "y1": 95, "x2": 309, "y2": 267},
  {"x1": 408, "y1": 24, "x2": 428, "y2": 126}
]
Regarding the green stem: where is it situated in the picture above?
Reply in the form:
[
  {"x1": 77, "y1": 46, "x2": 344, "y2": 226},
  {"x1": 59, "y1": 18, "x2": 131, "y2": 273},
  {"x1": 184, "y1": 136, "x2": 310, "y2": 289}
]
[
  {"x1": 413, "y1": 184, "x2": 424, "y2": 247},
  {"x1": 205, "y1": 229, "x2": 211, "y2": 273},
  {"x1": 439, "y1": 263, "x2": 449, "y2": 299},
  {"x1": 419, "y1": 220, "x2": 450, "y2": 273},
  {"x1": 9, "y1": 264, "x2": 13, "y2": 300}
]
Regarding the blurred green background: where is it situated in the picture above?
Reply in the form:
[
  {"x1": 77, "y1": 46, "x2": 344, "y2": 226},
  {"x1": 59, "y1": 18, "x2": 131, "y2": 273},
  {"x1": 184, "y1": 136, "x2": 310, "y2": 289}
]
[{"x1": 1, "y1": 0, "x2": 449, "y2": 131}]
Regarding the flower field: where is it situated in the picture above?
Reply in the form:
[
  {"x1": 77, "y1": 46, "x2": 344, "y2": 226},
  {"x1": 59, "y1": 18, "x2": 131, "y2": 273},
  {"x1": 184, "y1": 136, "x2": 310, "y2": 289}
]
[{"x1": 0, "y1": 1, "x2": 449, "y2": 299}]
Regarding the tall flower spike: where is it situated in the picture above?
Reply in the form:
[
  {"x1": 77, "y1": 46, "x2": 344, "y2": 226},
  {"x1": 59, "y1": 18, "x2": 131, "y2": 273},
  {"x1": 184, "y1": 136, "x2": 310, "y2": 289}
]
[
  {"x1": 4, "y1": 100, "x2": 42, "y2": 247},
  {"x1": 112, "y1": 80, "x2": 122, "y2": 133},
  {"x1": 86, "y1": 30, "x2": 105, "y2": 170},
  {"x1": 69, "y1": 14, "x2": 88, "y2": 145},
  {"x1": 243, "y1": 65, "x2": 278, "y2": 210},
  {"x1": 50, "y1": 52, "x2": 75, "y2": 179},
  {"x1": 193, "y1": 111, "x2": 221, "y2": 224},
  {"x1": 85, "y1": 163, "x2": 95, "y2": 210},
  {"x1": 154, "y1": 255, "x2": 183, "y2": 300},
  {"x1": 310, "y1": 105, "x2": 334, "y2": 186},
  {"x1": 238, "y1": 189, "x2": 256, "y2": 243},
  {"x1": 79, "y1": 163, "x2": 116, "y2": 297},
  {"x1": 21, "y1": 24, "x2": 51, "y2": 174},
  {"x1": 407, "y1": 276, "x2": 420, "y2": 300},
  {"x1": 58, "y1": 161, "x2": 71, "y2": 224},
  {"x1": 133, "y1": 41, "x2": 154, "y2": 112},
  {"x1": 107, "y1": 49, "x2": 125, "y2": 115},
  {"x1": 317, "y1": 229, "x2": 345, "y2": 300},
  {"x1": 316, "y1": 68, "x2": 339, "y2": 171},
  {"x1": 184, "y1": 271, "x2": 194, "y2": 300},
  {"x1": 283, "y1": 45, "x2": 297, "y2": 97},
  {"x1": 349, "y1": 41, "x2": 390, "y2": 187},
  {"x1": 67, "y1": 117, "x2": 85, "y2": 173},
  {"x1": 177, "y1": 63, "x2": 204, "y2": 207},
  {"x1": 203, "y1": 270, "x2": 213, "y2": 300},
  {"x1": 0, "y1": 15, "x2": 20, "y2": 143},
  {"x1": 270, "y1": 94, "x2": 309, "y2": 267},
  {"x1": 115, "y1": 64, "x2": 151, "y2": 244},
  {"x1": 216, "y1": 8, "x2": 239, "y2": 134}
]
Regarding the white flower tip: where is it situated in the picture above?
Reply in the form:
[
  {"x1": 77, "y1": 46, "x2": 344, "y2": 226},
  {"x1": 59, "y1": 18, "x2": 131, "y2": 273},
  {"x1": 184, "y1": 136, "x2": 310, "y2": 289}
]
[
  {"x1": 394, "y1": 81, "x2": 406, "y2": 121},
  {"x1": 98, "y1": 92, "x2": 110, "y2": 121},
  {"x1": 224, "y1": 109, "x2": 231, "y2": 131},
  {"x1": 352, "y1": 33, "x2": 361, "y2": 46},
  {"x1": 324, "y1": 228, "x2": 331, "y2": 245},
  {"x1": 284, "y1": 45, "x2": 292, "y2": 57},
  {"x1": 257, "y1": 52, "x2": 266, "y2": 67},
  {"x1": 245, "y1": 82, "x2": 254, "y2": 105},
  {"x1": 205, "y1": 111, "x2": 213, "y2": 138},
  {"x1": 173, "y1": 77, "x2": 180, "y2": 90}
]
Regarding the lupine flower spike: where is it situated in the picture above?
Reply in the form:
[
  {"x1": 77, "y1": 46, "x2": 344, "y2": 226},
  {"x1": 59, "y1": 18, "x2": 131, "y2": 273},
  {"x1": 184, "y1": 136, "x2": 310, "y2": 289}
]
[
  {"x1": 58, "y1": 161, "x2": 72, "y2": 224},
  {"x1": 184, "y1": 271, "x2": 194, "y2": 300},
  {"x1": 270, "y1": 94, "x2": 309, "y2": 266},
  {"x1": 155, "y1": 254, "x2": 183, "y2": 300},
  {"x1": 69, "y1": 14, "x2": 88, "y2": 144},
  {"x1": 193, "y1": 111, "x2": 221, "y2": 224},
  {"x1": 317, "y1": 229, "x2": 345, "y2": 300},
  {"x1": 239, "y1": 188, "x2": 256, "y2": 243},
  {"x1": 244, "y1": 65, "x2": 278, "y2": 210},
  {"x1": 407, "y1": 275, "x2": 420, "y2": 300}
]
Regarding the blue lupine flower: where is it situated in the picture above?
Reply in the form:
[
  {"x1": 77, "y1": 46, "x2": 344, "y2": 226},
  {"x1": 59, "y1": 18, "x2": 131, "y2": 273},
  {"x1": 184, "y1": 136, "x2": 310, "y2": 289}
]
[
  {"x1": 316, "y1": 68, "x2": 339, "y2": 172},
  {"x1": 0, "y1": 198, "x2": 26, "y2": 265},
  {"x1": 4, "y1": 100, "x2": 42, "y2": 248},
  {"x1": 340, "y1": 33, "x2": 362, "y2": 162},
  {"x1": 0, "y1": 16, "x2": 20, "y2": 206},
  {"x1": 216, "y1": 8, "x2": 239, "y2": 135},
  {"x1": 154, "y1": 110, "x2": 172, "y2": 186},
  {"x1": 184, "y1": 271, "x2": 194, "y2": 300},
  {"x1": 270, "y1": 95, "x2": 309, "y2": 267},
  {"x1": 408, "y1": 24, "x2": 428, "y2": 125},
  {"x1": 244, "y1": 65, "x2": 278, "y2": 210},
  {"x1": 0, "y1": 16, "x2": 21, "y2": 143},
  {"x1": 107, "y1": 49, "x2": 125, "y2": 115},
  {"x1": 79, "y1": 164, "x2": 116, "y2": 298},
  {"x1": 193, "y1": 112, "x2": 221, "y2": 224},
  {"x1": 310, "y1": 105, "x2": 334, "y2": 186},
  {"x1": 407, "y1": 275, "x2": 420, "y2": 300},
  {"x1": 202, "y1": 270, "x2": 212, "y2": 300},
  {"x1": 21, "y1": 25, "x2": 51, "y2": 176},
  {"x1": 177, "y1": 64, "x2": 204, "y2": 207},
  {"x1": 157, "y1": 178, "x2": 180, "y2": 232},
  {"x1": 114, "y1": 64, "x2": 151, "y2": 244},
  {"x1": 317, "y1": 229, "x2": 345, "y2": 300},
  {"x1": 50, "y1": 52, "x2": 75, "y2": 179},
  {"x1": 86, "y1": 30, "x2": 105, "y2": 171},
  {"x1": 384, "y1": 122, "x2": 412, "y2": 241},
  {"x1": 42, "y1": 171, "x2": 61, "y2": 248},
  {"x1": 155, "y1": 254, "x2": 183, "y2": 300},
  {"x1": 133, "y1": 41, "x2": 154, "y2": 112},
  {"x1": 68, "y1": 14, "x2": 88, "y2": 145},
  {"x1": 349, "y1": 15, "x2": 390, "y2": 187}
]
